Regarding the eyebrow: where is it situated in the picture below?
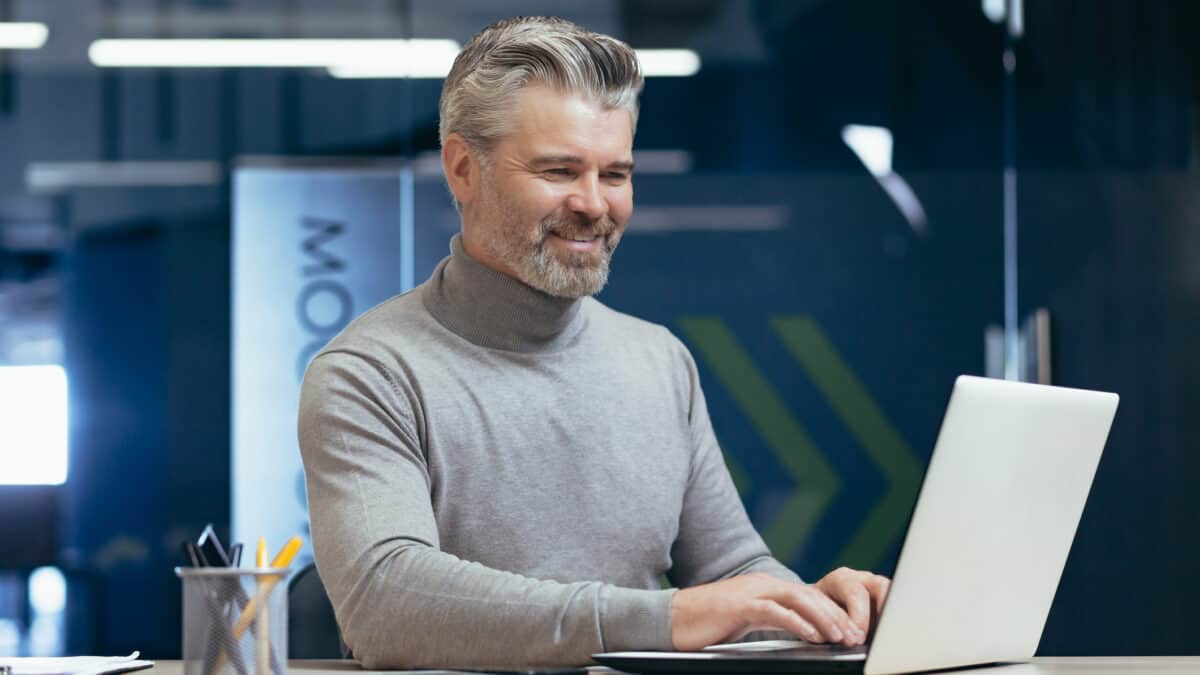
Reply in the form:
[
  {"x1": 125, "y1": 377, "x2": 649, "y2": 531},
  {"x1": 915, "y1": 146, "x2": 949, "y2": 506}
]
[{"x1": 529, "y1": 154, "x2": 636, "y2": 172}]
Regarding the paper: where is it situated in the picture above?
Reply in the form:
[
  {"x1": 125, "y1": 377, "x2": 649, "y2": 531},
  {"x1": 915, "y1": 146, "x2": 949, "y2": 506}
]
[{"x1": 1, "y1": 652, "x2": 154, "y2": 675}]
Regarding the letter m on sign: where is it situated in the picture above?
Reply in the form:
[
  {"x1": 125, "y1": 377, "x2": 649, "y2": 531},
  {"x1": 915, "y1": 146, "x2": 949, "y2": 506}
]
[{"x1": 301, "y1": 216, "x2": 346, "y2": 276}]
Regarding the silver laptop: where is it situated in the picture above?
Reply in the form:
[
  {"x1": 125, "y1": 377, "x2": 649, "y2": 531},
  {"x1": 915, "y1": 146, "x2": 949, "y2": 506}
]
[{"x1": 593, "y1": 375, "x2": 1119, "y2": 675}]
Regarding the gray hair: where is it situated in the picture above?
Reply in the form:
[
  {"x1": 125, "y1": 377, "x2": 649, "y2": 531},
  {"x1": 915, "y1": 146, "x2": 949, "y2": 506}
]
[{"x1": 438, "y1": 16, "x2": 644, "y2": 157}]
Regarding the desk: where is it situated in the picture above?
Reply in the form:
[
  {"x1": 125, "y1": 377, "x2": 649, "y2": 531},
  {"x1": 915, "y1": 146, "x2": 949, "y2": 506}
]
[{"x1": 145, "y1": 658, "x2": 1200, "y2": 675}]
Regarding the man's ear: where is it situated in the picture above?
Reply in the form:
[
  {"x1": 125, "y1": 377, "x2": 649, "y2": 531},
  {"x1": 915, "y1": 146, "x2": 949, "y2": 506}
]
[{"x1": 442, "y1": 133, "x2": 480, "y2": 207}]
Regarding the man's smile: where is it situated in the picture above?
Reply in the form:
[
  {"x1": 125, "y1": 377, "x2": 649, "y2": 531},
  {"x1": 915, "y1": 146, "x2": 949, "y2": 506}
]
[{"x1": 546, "y1": 230, "x2": 609, "y2": 255}]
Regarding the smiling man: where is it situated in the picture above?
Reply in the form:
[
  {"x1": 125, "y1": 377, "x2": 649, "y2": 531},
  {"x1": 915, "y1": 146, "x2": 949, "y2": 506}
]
[
  {"x1": 298, "y1": 16, "x2": 888, "y2": 669},
  {"x1": 455, "y1": 83, "x2": 634, "y2": 299}
]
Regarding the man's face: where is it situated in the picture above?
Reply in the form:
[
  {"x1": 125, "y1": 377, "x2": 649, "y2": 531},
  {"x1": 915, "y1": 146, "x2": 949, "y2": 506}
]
[{"x1": 464, "y1": 84, "x2": 634, "y2": 298}]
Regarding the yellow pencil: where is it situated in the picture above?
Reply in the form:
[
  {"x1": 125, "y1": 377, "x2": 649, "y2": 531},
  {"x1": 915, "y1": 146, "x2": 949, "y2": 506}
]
[
  {"x1": 269, "y1": 537, "x2": 302, "y2": 569},
  {"x1": 255, "y1": 537, "x2": 269, "y2": 675},
  {"x1": 232, "y1": 536, "x2": 302, "y2": 638},
  {"x1": 211, "y1": 536, "x2": 303, "y2": 675}
]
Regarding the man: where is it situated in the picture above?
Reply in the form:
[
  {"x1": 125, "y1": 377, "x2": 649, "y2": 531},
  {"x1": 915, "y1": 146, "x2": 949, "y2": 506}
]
[{"x1": 298, "y1": 16, "x2": 889, "y2": 669}]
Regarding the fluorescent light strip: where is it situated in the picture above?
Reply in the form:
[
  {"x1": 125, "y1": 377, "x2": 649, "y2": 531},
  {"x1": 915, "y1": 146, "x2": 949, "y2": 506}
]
[
  {"x1": 87, "y1": 39, "x2": 699, "y2": 77},
  {"x1": 331, "y1": 47, "x2": 701, "y2": 79},
  {"x1": 26, "y1": 161, "x2": 222, "y2": 191},
  {"x1": 0, "y1": 22, "x2": 48, "y2": 49},
  {"x1": 327, "y1": 61, "x2": 453, "y2": 79},
  {"x1": 634, "y1": 49, "x2": 701, "y2": 77},
  {"x1": 327, "y1": 43, "x2": 461, "y2": 78},
  {"x1": 88, "y1": 38, "x2": 461, "y2": 68}
]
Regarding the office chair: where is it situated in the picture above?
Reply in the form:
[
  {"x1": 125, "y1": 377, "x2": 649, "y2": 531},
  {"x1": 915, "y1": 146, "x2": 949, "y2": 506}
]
[{"x1": 287, "y1": 562, "x2": 346, "y2": 658}]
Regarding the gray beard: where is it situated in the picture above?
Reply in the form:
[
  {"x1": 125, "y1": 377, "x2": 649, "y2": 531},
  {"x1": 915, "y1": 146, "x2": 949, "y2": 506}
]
[{"x1": 518, "y1": 235, "x2": 612, "y2": 298}]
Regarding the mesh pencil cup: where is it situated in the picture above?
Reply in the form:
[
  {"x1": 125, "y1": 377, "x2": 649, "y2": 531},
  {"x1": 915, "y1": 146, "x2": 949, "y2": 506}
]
[{"x1": 177, "y1": 567, "x2": 288, "y2": 675}]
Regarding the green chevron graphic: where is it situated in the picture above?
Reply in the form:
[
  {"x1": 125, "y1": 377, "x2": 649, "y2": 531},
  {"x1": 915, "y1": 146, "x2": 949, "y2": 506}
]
[
  {"x1": 678, "y1": 317, "x2": 838, "y2": 563},
  {"x1": 720, "y1": 442, "x2": 752, "y2": 495},
  {"x1": 772, "y1": 316, "x2": 922, "y2": 571}
]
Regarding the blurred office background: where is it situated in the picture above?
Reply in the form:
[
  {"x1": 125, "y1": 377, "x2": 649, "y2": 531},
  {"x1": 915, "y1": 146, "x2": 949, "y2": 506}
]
[{"x1": 0, "y1": 0, "x2": 1197, "y2": 659}]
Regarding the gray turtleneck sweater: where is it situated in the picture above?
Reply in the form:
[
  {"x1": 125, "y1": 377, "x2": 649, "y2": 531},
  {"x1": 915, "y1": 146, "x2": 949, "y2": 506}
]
[{"x1": 297, "y1": 235, "x2": 798, "y2": 669}]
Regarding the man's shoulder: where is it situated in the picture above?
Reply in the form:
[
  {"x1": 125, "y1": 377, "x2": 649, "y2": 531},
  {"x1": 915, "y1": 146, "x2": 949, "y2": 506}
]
[
  {"x1": 313, "y1": 284, "x2": 437, "y2": 364},
  {"x1": 585, "y1": 298, "x2": 688, "y2": 354}
]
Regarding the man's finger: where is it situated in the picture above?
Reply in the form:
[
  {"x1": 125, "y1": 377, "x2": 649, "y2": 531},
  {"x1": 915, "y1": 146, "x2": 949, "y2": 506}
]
[
  {"x1": 808, "y1": 584, "x2": 865, "y2": 645},
  {"x1": 837, "y1": 581, "x2": 872, "y2": 632},
  {"x1": 747, "y1": 599, "x2": 822, "y2": 643},
  {"x1": 865, "y1": 574, "x2": 891, "y2": 616},
  {"x1": 783, "y1": 585, "x2": 861, "y2": 645}
]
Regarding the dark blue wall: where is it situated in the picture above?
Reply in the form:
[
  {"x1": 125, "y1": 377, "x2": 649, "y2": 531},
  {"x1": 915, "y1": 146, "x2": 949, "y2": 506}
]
[{"x1": 62, "y1": 211, "x2": 231, "y2": 658}]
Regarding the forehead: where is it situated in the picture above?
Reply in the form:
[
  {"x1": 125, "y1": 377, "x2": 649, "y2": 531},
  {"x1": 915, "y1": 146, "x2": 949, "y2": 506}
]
[{"x1": 501, "y1": 84, "x2": 633, "y2": 161}]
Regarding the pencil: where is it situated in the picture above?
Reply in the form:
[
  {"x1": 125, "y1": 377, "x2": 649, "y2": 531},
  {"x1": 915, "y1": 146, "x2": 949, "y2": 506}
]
[{"x1": 255, "y1": 538, "x2": 269, "y2": 675}]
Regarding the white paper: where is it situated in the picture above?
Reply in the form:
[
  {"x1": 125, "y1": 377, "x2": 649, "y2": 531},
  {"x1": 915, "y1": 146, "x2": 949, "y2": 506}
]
[{"x1": 2, "y1": 652, "x2": 154, "y2": 675}]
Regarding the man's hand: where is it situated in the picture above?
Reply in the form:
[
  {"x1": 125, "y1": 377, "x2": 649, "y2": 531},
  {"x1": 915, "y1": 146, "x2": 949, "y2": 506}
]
[
  {"x1": 670, "y1": 569, "x2": 891, "y2": 651},
  {"x1": 813, "y1": 567, "x2": 891, "y2": 638}
]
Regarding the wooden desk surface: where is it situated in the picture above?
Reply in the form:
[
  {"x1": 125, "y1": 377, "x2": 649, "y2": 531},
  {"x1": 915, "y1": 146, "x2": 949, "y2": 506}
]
[{"x1": 145, "y1": 657, "x2": 1200, "y2": 675}]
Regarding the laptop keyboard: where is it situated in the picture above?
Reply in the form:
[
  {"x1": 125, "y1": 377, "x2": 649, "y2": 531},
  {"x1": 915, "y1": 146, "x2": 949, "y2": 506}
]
[{"x1": 703, "y1": 639, "x2": 868, "y2": 656}]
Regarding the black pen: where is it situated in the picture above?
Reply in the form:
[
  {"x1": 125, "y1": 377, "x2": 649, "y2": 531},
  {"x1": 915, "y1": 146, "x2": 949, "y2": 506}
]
[
  {"x1": 198, "y1": 524, "x2": 231, "y2": 567},
  {"x1": 182, "y1": 542, "x2": 202, "y2": 567},
  {"x1": 187, "y1": 530, "x2": 251, "y2": 675}
]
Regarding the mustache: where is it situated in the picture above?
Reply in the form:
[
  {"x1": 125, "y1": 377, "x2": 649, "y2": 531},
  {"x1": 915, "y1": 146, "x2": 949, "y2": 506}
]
[{"x1": 539, "y1": 212, "x2": 618, "y2": 239}]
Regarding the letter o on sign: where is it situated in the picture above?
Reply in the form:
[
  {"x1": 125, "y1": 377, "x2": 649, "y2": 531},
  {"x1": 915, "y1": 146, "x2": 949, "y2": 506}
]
[{"x1": 297, "y1": 279, "x2": 354, "y2": 335}]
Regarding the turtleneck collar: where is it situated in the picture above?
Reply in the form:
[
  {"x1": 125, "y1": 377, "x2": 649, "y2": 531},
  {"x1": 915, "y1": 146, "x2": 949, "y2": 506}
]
[{"x1": 421, "y1": 234, "x2": 589, "y2": 353}]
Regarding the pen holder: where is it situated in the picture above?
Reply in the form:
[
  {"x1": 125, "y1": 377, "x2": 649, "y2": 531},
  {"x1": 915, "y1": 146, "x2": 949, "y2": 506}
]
[{"x1": 177, "y1": 567, "x2": 288, "y2": 675}]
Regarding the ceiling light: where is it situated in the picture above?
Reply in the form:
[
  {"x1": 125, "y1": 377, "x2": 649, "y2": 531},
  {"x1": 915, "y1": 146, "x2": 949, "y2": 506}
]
[
  {"x1": 326, "y1": 41, "x2": 462, "y2": 78},
  {"x1": 0, "y1": 22, "x2": 48, "y2": 50},
  {"x1": 841, "y1": 124, "x2": 893, "y2": 178},
  {"x1": 329, "y1": 47, "x2": 702, "y2": 79},
  {"x1": 982, "y1": 0, "x2": 1006, "y2": 23},
  {"x1": 841, "y1": 124, "x2": 928, "y2": 233},
  {"x1": 26, "y1": 161, "x2": 222, "y2": 192},
  {"x1": 88, "y1": 38, "x2": 461, "y2": 69},
  {"x1": 635, "y1": 50, "x2": 701, "y2": 77}
]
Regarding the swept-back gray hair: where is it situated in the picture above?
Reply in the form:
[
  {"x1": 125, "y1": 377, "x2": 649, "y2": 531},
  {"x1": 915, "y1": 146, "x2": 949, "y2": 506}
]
[{"x1": 438, "y1": 16, "x2": 644, "y2": 156}]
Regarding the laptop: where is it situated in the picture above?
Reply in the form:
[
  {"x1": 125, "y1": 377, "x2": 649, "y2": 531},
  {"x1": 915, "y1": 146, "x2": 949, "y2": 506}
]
[{"x1": 593, "y1": 375, "x2": 1119, "y2": 675}]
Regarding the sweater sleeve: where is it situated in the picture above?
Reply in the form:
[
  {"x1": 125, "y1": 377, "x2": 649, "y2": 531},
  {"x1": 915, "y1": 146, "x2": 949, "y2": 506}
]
[
  {"x1": 297, "y1": 350, "x2": 675, "y2": 669},
  {"x1": 665, "y1": 339, "x2": 803, "y2": 588}
]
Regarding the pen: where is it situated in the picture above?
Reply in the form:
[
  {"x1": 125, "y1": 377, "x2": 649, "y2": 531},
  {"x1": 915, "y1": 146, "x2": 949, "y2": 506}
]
[
  {"x1": 197, "y1": 524, "x2": 231, "y2": 567},
  {"x1": 182, "y1": 542, "x2": 202, "y2": 567},
  {"x1": 184, "y1": 537, "x2": 249, "y2": 675}
]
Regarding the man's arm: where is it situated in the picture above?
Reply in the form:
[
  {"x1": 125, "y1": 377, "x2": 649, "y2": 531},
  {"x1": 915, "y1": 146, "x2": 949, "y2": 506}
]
[
  {"x1": 298, "y1": 350, "x2": 674, "y2": 668},
  {"x1": 663, "y1": 339, "x2": 884, "y2": 648},
  {"x1": 665, "y1": 339, "x2": 799, "y2": 588}
]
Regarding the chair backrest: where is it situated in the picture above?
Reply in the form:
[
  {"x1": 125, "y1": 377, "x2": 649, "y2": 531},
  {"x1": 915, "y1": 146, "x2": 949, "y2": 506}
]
[{"x1": 287, "y1": 562, "x2": 346, "y2": 658}]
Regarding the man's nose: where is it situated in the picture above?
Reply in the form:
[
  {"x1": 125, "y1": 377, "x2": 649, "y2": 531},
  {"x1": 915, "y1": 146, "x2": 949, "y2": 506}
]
[{"x1": 565, "y1": 175, "x2": 608, "y2": 221}]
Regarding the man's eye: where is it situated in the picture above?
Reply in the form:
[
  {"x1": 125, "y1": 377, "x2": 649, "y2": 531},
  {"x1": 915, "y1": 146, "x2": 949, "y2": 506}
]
[
  {"x1": 545, "y1": 168, "x2": 573, "y2": 177},
  {"x1": 605, "y1": 172, "x2": 629, "y2": 182}
]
